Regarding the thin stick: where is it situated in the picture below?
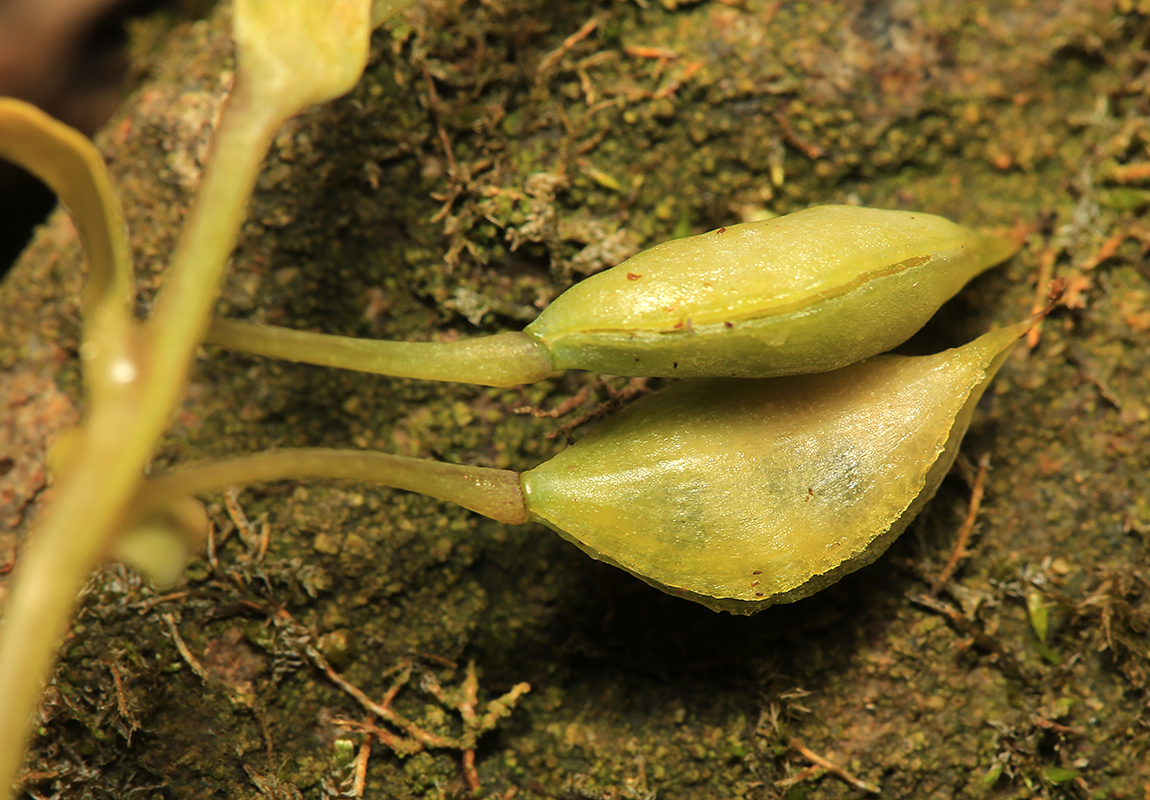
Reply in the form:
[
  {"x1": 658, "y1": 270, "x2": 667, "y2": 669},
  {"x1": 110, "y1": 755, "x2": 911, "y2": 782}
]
[
  {"x1": 932, "y1": 452, "x2": 991, "y2": 595},
  {"x1": 106, "y1": 659, "x2": 138, "y2": 742},
  {"x1": 514, "y1": 381, "x2": 597, "y2": 418},
  {"x1": 462, "y1": 749, "x2": 480, "y2": 795},
  {"x1": 906, "y1": 593, "x2": 1027, "y2": 683},
  {"x1": 162, "y1": 614, "x2": 209, "y2": 682},
  {"x1": 308, "y1": 647, "x2": 457, "y2": 751},
  {"x1": 206, "y1": 522, "x2": 219, "y2": 571},
  {"x1": 352, "y1": 732, "x2": 371, "y2": 797},
  {"x1": 774, "y1": 764, "x2": 822, "y2": 789},
  {"x1": 787, "y1": 737, "x2": 881, "y2": 794},
  {"x1": 1027, "y1": 245, "x2": 1058, "y2": 348},
  {"x1": 538, "y1": 17, "x2": 599, "y2": 76},
  {"x1": 332, "y1": 717, "x2": 419, "y2": 757}
]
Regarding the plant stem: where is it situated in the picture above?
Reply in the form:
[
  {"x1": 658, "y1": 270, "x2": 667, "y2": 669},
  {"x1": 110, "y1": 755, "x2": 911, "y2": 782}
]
[
  {"x1": 205, "y1": 319, "x2": 555, "y2": 387},
  {"x1": 0, "y1": 398, "x2": 152, "y2": 794},
  {"x1": 143, "y1": 449, "x2": 530, "y2": 525},
  {"x1": 1, "y1": 3, "x2": 384, "y2": 792},
  {"x1": 0, "y1": 98, "x2": 133, "y2": 316},
  {"x1": 0, "y1": 80, "x2": 284, "y2": 797},
  {"x1": 140, "y1": 79, "x2": 282, "y2": 442}
]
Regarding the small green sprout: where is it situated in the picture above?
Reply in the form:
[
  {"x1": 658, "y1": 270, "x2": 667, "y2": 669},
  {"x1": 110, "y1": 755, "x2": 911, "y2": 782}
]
[{"x1": 205, "y1": 205, "x2": 1018, "y2": 385}]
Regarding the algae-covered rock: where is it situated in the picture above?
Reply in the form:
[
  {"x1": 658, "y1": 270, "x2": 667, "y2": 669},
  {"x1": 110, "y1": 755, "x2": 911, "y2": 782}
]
[{"x1": 3, "y1": 0, "x2": 1149, "y2": 797}]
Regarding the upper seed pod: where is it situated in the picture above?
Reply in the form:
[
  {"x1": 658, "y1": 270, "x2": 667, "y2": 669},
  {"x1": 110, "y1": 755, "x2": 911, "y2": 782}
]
[
  {"x1": 521, "y1": 318, "x2": 1031, "y2": 613},
  {"x1": 526, "y1": 205, "x2": 1018, "y2": 378},
  {"x1": 204, "y1": 206, "x2": 1017, "y2": 386}
]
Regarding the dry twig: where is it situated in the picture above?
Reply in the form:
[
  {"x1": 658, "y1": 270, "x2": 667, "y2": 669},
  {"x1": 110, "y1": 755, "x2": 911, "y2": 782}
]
[
  {"x1": 352, "y1": 732, "x2": 371, "y2": 798},
  {"x1": 906, "y1": 592, "x2": 1028, "y2": 683},
  {"x1": 537, "y1": 18, "x2": 599, "y2": 77},
  {"x1": 1027, "y1": 244, "x2": 1060, "y2": 348},
  {"x1": 778, "y1": 737, "x2": 880, "y2": 794},
  {"x1": 932, "y1": 452, "x2": 991, "y2": 594},
  {"x1": 162, "y1": 613, "x2": 209, "y2": 682},
  {"x1": 309, "y1": 644, "x2": 530, "y2": 795}
]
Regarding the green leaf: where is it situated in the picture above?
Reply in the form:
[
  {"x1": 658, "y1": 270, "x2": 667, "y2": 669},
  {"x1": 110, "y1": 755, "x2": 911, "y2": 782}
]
[
  {"x1": 1026, "y1": 589, "x2": 1049, "y2": 643},
  {"x1": 1041, "y1": 766, "x2": 1081, "y2": 784},
  {"x1": 1097, "y1": 187, "x2": 1150, "y2": 211}
]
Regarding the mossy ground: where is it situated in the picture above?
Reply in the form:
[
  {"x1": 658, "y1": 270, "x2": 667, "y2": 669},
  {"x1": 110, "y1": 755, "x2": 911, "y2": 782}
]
[{"x1": 2, "y1": 0, "x2": 1149, "y2": 797}]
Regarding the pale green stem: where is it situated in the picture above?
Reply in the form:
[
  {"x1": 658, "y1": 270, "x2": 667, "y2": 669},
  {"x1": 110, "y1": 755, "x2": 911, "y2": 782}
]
[
  {"x1": 0, "y1": 80, "x2": 286, "y2": 797},
  {"x1": 206, "y1": 318, "x2": 555, "y2": 387},
  {"x1": 0, "y1": 98, "x2": 133, "y2": 317},
  {"x1": 0, "y1": 99, "x2": 137, "y2": 406},
  {"x1": 140, "y1": 80, "x2": 284, "y2": 440},
  {"x1": 0, "y1": 394, "x2": 151, "y2": 795},
  {"x1": 143, "y1": 449, "x2": 530, "y2": 525}
]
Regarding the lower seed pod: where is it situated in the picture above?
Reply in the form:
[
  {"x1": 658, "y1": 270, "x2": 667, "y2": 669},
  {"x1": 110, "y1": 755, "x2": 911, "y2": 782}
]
[
  {"x1": 149, "y1": 319, "x2": 1033, "y2": 614},
  {"x1": 521, "y1": 319, "x2": 1031, "y2": 613}
]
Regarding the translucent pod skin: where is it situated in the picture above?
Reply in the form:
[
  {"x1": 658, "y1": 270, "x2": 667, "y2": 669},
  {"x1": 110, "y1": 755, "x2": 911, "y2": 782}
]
[
  {"x1": 521, "y1": 320, "x2": 1030, "y2": 614},
  {"x1": 525, "y1": 205, "x2": 1017, "y2": 379}
]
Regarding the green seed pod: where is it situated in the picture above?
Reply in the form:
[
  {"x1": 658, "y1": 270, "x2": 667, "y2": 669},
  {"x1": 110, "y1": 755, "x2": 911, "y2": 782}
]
[
  {"x1": 158, "y1": 318, "x2": 1034, "y2": 613},
  {"x1": 204, "y1": 206, "x2": 1016, "y2": 386},
  {"x1": 521, "y1": 319, "x2": 1031, "y2": 613},
  {"x1": 526, "y1": 205, "x2": 1017, "y2": 379}
]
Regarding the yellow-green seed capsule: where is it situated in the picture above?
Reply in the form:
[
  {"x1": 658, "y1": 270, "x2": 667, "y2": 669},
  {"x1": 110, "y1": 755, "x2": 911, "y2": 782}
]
[
  {"x1": 526, "y1": 205, "x2": 1017, "y2": 379},
  {"x1": 204, "y1": 206, "x2": 1017, "y2": 386},
  {"x1": 521, "y1": 318, "x2": 1031, "y2": 613}
]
